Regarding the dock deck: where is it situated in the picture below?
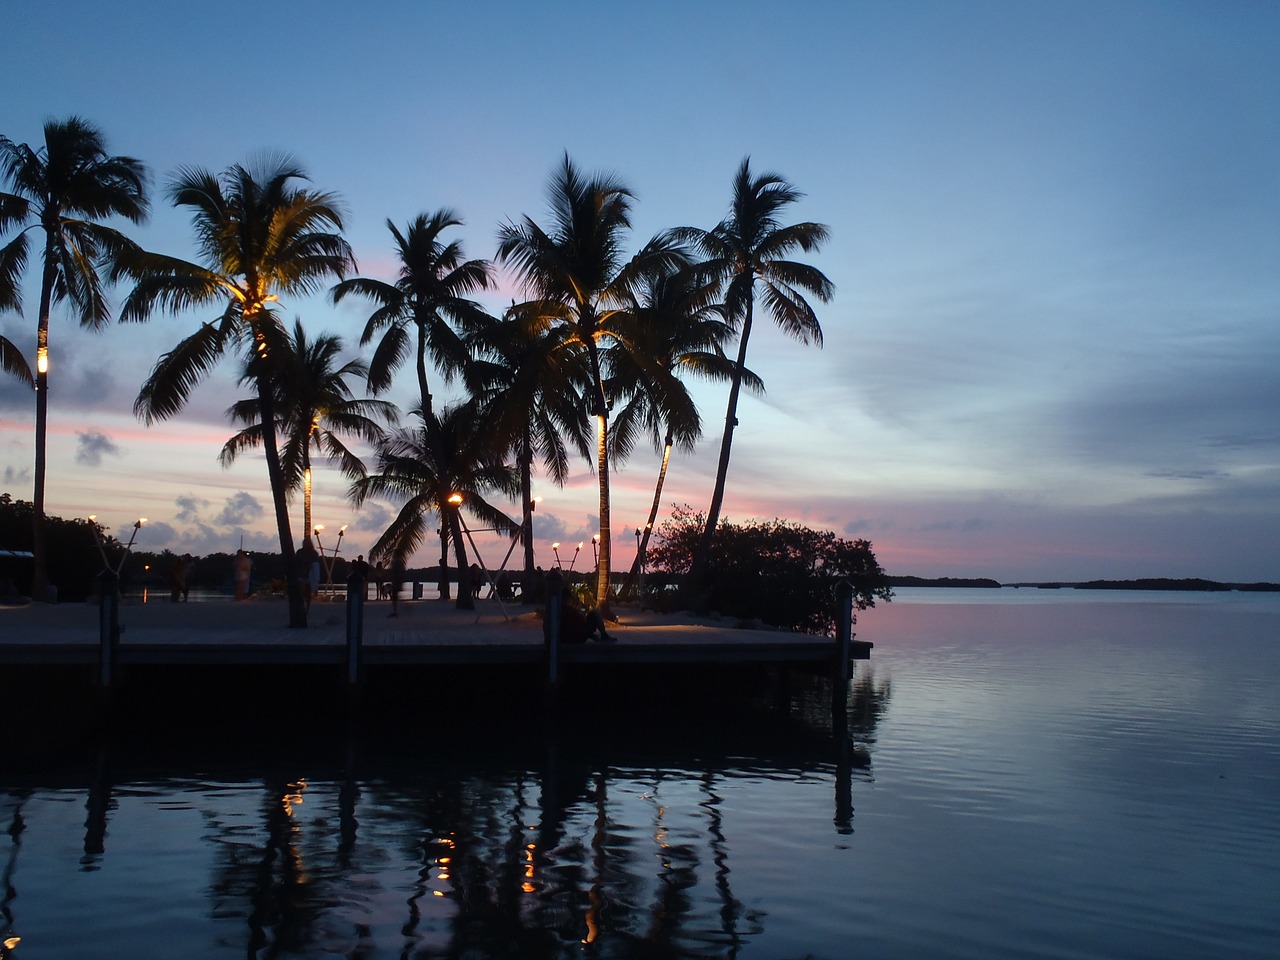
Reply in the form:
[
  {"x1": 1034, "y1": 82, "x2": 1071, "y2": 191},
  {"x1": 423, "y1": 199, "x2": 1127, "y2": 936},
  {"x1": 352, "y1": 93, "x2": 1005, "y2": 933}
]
[{"x1": 0, "y1": 595, "x2": 872, "y2": 671}]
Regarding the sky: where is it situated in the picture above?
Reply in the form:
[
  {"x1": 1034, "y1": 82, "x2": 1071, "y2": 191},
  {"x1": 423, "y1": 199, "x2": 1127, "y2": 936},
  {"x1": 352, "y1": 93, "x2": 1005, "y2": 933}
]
[{"x1": 2, "y1": 0, "x2": 1278, "y2": 582}]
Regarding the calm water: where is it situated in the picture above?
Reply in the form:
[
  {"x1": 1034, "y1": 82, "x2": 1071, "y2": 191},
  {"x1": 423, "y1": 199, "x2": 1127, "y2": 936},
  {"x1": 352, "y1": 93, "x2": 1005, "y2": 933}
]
[{"x1": 4, "y1": 590, "x2": 1278, "y2": 958}]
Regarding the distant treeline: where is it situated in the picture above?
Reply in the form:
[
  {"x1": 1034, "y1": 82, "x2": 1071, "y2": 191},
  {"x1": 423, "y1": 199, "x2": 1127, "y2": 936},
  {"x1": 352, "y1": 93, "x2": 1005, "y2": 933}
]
[
  {"x1": 887, "y1": 576, "x2": 1002, "y2": 588},
  {"x1": 1073, "y1": 578, "x2": 1280, "y2": 592},
  {"x1": 894, "y1": 574, "x2": 1280, "y2": 592}
]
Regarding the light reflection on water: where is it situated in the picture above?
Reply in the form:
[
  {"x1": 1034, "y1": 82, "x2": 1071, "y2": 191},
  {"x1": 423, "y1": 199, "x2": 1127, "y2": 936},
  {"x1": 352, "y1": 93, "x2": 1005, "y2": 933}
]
[{"x1": 4, "y1": 598, "x2": 1280, "y2": 959}]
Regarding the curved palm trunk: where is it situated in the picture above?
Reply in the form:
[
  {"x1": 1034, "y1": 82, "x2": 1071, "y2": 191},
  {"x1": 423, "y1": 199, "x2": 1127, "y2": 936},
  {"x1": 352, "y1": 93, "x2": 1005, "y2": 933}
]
[
  {"x1": 691, "y1": 300, "x2": 755, "y2": 590},
  {"x1": 257, "y1": 376, "x2": 305, "y2": 627},
  {"x1": 30, "y1": 250, "x2": 56, "y2": 601},
  {"x1": 619, "y1": 432, "x2": 672, "y2": 601}
]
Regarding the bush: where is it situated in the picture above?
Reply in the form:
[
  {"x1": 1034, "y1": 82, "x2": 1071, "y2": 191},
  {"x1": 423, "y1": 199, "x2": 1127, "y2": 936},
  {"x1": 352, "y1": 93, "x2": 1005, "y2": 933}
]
[
  {"x1": 0, "y1": 493, "x2": 104, "y2": 602},
  {"x1": 645, "y1": 505, "x2": 893, "y2": 634}
]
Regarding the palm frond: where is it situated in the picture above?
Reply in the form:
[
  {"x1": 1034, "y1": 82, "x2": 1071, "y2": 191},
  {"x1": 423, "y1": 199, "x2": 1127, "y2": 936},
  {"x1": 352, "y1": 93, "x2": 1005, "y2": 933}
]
[
  {"x1": 0, "y1": 335, "x2": 33, "y2": 386},
  {"x1": 134, "y1": 322, "x2": 233, "y2": 424},
  {"x1": 0, "y1": 231, "x2": 29, "y2": 314}
]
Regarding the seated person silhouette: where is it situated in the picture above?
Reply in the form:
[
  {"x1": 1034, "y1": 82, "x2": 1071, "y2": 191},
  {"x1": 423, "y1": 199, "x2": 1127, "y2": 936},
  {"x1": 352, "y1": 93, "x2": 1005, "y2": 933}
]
[{"x1": 550, "y1": 586, "x2": 615, "y2": 644}]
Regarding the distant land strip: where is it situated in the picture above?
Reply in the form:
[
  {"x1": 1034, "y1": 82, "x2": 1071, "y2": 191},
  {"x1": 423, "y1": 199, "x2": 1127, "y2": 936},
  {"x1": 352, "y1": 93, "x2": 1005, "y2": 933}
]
[{"x1": 889, "y1": 576, "x2": 1280, "y2": 592}]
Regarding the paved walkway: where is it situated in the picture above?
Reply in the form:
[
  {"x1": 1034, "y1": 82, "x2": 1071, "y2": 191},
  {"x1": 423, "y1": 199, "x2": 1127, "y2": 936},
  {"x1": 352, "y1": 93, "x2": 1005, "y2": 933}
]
[{"x1": 0, "y1": 596, "x2": 843, "y2": 652}]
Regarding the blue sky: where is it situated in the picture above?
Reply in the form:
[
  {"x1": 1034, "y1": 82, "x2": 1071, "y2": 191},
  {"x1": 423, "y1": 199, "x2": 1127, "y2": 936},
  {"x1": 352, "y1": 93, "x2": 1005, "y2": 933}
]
[{"x1": 2, "y1": 0, "x2": 1278, "y2": 581}]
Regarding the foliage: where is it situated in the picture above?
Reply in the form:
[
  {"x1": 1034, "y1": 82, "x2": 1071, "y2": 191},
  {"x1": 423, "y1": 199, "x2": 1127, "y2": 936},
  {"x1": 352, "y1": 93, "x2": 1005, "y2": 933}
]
[
  {"x1": 645, "y1": 504, "x2": 892, "y2": 634},
  {"x1": 220, "y1": 318, "x2": 395, "y2": 536},
  {"x1": 0, "y1": 493, "x2": 107, "y2": 601},
  {"x1": 350, "y1": 403, "x2": 519, "y2": 581}
]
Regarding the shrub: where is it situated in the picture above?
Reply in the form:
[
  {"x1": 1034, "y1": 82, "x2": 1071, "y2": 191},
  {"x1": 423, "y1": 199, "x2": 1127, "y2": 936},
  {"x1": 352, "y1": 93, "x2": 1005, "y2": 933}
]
[
  {"x1": 645, "y1": 505, "x2": 892, "y2": 634},
  {"x1": 0, "y1": 493, "x2": 103, "y2": 602}
]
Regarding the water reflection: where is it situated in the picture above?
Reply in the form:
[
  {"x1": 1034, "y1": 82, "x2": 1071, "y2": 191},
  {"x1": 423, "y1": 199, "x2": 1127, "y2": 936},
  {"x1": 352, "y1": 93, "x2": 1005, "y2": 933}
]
[{"x1": 1, "y1": 668, "x2": 890, "y2": 959}]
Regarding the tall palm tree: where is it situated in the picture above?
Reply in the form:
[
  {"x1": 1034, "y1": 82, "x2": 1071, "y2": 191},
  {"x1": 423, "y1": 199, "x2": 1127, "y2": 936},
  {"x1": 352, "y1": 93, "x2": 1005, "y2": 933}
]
[
  {"x1": 469, "y1": 302, "x2": 593, "y2": 602},
  {"x1": 675, "y1": 158, "x2": 833, "y2": 588},
  {"x1": 606, "y1": 264, "x2": 760, "y2": 600},
  {"x1": 497, "y1": 155, "x2": 685, "y2": 607},
  {"x1": 351, "y1": 402, "x2": 519, "y2": 609},
  {"x1": 219, "y1": 319, "x2": 397, "y2": 538},
  {"x1": 0, "y1": 117, "x2": 148, "y2": 599},
  {"x1": 119, "y1": 155, "x2": 354, "y2": 627},
  {"x1": 332, "y1": 210, "x2": 494, "y2": 600}
]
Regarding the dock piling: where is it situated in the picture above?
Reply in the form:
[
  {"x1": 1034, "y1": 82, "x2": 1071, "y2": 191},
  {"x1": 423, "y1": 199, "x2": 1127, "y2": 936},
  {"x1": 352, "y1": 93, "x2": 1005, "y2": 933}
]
[
  {"x1": 834, "y1": 580, "x2": 854, "y2": 688},
  {"x1": 97, "y1": 570, "x2": 120, "y2": 689},
  {"x1": 345, "y1": 574, "x2": 365, "y2": 686},
  {"x1": 545, "y1": 570, "x2": 563, "y2": 687}
]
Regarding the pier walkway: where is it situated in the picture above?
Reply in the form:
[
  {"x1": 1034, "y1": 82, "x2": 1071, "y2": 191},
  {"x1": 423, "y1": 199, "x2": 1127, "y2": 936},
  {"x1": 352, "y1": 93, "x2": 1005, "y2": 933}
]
[{"x1": 0, "y1": 595, "x2": 871, "y2": 673}]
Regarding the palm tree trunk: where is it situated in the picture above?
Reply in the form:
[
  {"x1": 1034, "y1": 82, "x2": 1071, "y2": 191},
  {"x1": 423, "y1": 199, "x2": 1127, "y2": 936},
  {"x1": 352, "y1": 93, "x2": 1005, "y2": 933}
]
[
  {"x1": 619, "y1": 433, "x2": 672, "y2": 601},
  {"x1": 595, "y1": 412, "x2": 611, "y2": 608},
  {"x1": 415, "y1": 331, "x2": 453, "y2": 602},
  {"x1": 302, "y1": 459, "x2": 313, "y2": 542},
  {"x1": 520, "y1": 429, "x2": 535, "y2": 604},
  {"x1": 30, "y1": 251, "x2": 56, "y2": 601},
  {"x1": 584, "y1": 334, "x2": 612, "y2": 609},
  {"x1": 257, "y1": 376, "x2": 305, "y2": 627},
  {"x1": 449, "y1": 508, "x2": 473, "y2": 610},
  {"x1": 438, "y1": 520, "x2": 450, "y2": 600},
  {"x1": 690, "y1": 301, "x2": 755, "y2": 591}
]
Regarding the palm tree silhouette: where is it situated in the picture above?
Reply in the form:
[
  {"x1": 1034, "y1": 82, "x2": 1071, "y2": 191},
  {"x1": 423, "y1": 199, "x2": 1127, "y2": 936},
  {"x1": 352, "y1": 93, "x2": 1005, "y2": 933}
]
[
  {"x1": 332, "y1": 210, "x2": 494, "y2": 602},
  {"x1": 219, "y1": 319, "x2": 396, "y2": 539},
  {"x1": 497, "y1": 155, "x2": 685, "y2": 607},
  {"x1": 351, "y1": 402, "x2": 519, "y2": 606},
  {"x1": 676, "y1": 158, "x2": 833, "y2": 588},
  {"x1": 469, "y1": 303, "x2": 592, "y2": 602},
  {"x1": 120, "y1": 155, "x2": 354, "y2": 626},
  {"x1": 0, "y1": 116, "x2": 149, "y2": 599},
  {"x1": 608, "y1": 263, "x2": 758, "y2": 600}
]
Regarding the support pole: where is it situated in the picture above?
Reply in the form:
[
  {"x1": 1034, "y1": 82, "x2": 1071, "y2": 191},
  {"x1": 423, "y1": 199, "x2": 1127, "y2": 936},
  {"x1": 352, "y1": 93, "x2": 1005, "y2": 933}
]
[
  {"x1": 345, "y1": 573, "x2": 365, "y2": 688},
  {"x1": 97, "y1": 570, "x2": 120, "y2": 689},
  {"x1": 834, "y1": 579, "x2": 854, "y2": 688},
  {"x1": 832, "y1": 579, "x2": 855, "y2": 833},
  {"x1": 544, "y1": 569, "x2": 563, "y2": 688},
  {"x1": 832, "y1": 579, "x2": 854, "y2": 730}
]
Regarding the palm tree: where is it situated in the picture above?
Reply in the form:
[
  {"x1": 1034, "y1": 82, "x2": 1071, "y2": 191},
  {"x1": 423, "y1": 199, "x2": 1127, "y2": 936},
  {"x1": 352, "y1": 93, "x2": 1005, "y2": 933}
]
[
  {"x1": 607, "y1": 264, "x2": 759, "y2": 600},
  {"x1": 351, "y1": 402, "x2": 519, "y2": 609},
  {"x1": 0, "y1": 117, "x2": 149, "y2": 599},
  {"x1": 469, "y1": 302, "x2": 593, "y2": 602},
  {"x1": 332, "y1": 210, "x2": 494, "y2": 600},
  {"x1": 219, "y1": 318, "x2": 397, "y2": 538},
  {"x1": 676, "y1": 158, "x2": 833, "y2": 588},
  {"x1": 497, "y1": 155, "x2": 685, "y2": 607},
  {"x1": 119, "y1": 155, "x2": 354, "y2": 627}
]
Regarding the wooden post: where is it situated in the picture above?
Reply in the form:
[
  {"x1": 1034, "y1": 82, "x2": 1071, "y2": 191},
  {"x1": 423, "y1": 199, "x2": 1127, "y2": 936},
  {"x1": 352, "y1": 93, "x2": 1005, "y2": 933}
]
[
  {"x1": 832, "y1": 579, "x2": 854, "y2": 729},
  {"x1": 545, "y1": 569, "x2": 563, "y2": 687},
  {"x1": 97, "y1": 571, "x2": 119, "y2": 689},
  {"x1": 345, "y1": 573, "x2": 365, "y2": 687},
  {"x1": 834, "y1": 579, "x2": 854, "y2": 688},
  {"x1": 832, "y1": 579, "x2": 856, "y2": 828}
]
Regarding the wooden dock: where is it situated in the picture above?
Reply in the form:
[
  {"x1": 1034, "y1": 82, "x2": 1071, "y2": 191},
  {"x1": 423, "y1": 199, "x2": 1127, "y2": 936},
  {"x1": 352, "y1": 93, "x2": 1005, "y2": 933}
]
[{"x1": 0, "y1": 593, "x2": 871, "y2": 678}]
